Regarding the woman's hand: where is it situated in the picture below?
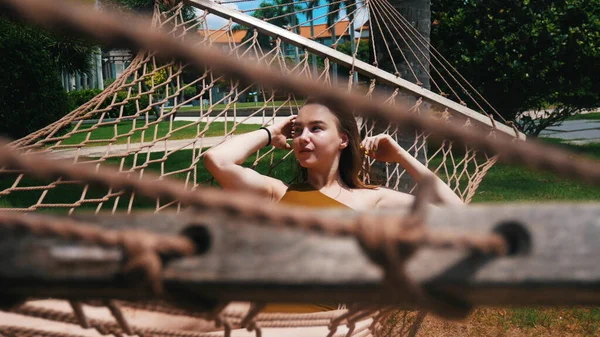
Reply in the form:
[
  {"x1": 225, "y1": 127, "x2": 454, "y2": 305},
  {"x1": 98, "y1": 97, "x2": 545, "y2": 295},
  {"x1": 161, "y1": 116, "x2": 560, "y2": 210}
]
[
  {"x1": 360, "y1": 134, "x2": 404, "y2": 162},
  {"x1": 267, "y1": 115, "x2": 295, "y2": 150}
]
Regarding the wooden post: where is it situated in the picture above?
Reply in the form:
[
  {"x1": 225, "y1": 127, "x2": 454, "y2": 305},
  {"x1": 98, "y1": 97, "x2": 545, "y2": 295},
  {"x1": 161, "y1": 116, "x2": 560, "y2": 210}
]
[{"x1": 3, "y1": 204, "x2": 600, "y2": 307}]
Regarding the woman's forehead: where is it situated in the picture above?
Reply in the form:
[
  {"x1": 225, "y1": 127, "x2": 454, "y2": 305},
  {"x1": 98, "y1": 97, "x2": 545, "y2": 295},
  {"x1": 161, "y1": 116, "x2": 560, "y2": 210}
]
[{"x1": 297, "y1": 104, "x2": 336, "y2": 123}]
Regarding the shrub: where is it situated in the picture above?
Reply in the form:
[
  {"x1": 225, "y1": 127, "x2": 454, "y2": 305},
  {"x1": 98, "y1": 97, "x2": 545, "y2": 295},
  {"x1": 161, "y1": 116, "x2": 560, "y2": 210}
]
[
  {"x1": 0, "y1": 19, "x2": 69, "y2": 140},
  {"x1": 68, "y1": 88, "x2": 152, "y2": 118},
  {"x1": 431, "y1": 0, "x2": 600, "y2": 135},
  {"x1": 112, "y1": 90, "x2": 151, "y2": 118},
  {"x1": 183, "y1": 85, "x2": 198, "y2": 99},
  {"x1": 67, "y1": 88, "x2": 103, "y2": 111},
  {"x1": 103, "y1": 78, "x2": 116, "y2": 88}
]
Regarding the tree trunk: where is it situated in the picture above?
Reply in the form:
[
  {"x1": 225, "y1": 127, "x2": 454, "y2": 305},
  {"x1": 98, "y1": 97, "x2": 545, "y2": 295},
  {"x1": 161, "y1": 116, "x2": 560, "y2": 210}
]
[
  {"x1": 310, "y1": 13, "x2": 317, "y2": 76},
  {"x1": 370, "y1": 0, "x2": 430, "y2": 89},
  {"x1": 331, "y1": 24, "x2": 338, "y2": 85},
  {"x1": 368, "y1": 0, "x2": 431, "y2": 191}
]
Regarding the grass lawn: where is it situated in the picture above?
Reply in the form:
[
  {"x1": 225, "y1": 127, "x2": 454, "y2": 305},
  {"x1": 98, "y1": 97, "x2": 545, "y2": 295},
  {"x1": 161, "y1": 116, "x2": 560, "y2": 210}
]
[
  {"x1": 0, "y1": 147, "x2": 296, "y2": 211},
  {"x1": 472, "y1": 141, "x2": 600, "y2": 202},
  {"x1": 4, "y1": 139, "x2": 600, "y2": 208},
  {"x1": 55, "y1": 120, "x2": 259, "y2": 147},
  {"x1": 566, "y1": 111, "x2": 600, "y2": 121},
  {"x1": 1, "y1": 139, "x2": 600, "y2": 335}
]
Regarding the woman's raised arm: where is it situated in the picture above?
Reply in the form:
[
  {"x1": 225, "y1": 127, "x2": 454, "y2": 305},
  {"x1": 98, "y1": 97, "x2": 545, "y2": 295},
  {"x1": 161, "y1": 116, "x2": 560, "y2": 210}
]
[
  {"x1": 361, "y1": 134, "x2": 463, "y2": 206},
  {"x1": 204, "y1": 115, "x2": 295, "y2": 200}
]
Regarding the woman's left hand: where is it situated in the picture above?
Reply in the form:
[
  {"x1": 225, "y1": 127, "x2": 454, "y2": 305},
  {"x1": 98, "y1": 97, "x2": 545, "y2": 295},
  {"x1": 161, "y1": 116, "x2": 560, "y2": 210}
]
[{"x1": 360, "y1": 134, "x2": 404, "y2": 162}]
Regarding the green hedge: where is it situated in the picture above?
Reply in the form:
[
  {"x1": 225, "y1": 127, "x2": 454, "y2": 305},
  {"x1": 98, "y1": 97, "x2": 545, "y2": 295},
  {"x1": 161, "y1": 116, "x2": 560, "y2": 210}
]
[
  {"x1": 67, "y1": 89, "x2": 101, "y2": 111},
  {"x1": 183, "y1": 86, "x2": 197, "y2": 99},
  {"x1": 67, "y1": 88, "x2": 152, "y2": 118}
]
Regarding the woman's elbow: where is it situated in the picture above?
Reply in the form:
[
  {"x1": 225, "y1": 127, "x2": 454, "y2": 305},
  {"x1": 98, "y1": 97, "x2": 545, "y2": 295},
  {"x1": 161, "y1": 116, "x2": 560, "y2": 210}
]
[{"x1": 203, "y1": 151, "x2": 221, "y2": 175}]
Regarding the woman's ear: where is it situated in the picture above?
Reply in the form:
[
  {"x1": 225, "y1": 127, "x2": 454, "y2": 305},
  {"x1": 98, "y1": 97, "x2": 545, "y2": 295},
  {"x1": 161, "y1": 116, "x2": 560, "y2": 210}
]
[{"x1": 339, "y1": 133, "x2": 349, "y2": 149}]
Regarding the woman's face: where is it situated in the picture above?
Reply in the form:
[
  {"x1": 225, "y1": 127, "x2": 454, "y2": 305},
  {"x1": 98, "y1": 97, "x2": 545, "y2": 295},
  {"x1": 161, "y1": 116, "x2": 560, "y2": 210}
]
[{"x1": 292, "y1": 104, "x2": 348, "y2": 168}]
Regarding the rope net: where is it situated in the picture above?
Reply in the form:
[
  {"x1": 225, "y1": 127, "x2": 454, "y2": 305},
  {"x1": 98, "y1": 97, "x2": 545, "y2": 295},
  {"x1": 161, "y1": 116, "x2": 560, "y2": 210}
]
[{"x1": 0, "y1": 0, "x2": 519, "y2": 335}]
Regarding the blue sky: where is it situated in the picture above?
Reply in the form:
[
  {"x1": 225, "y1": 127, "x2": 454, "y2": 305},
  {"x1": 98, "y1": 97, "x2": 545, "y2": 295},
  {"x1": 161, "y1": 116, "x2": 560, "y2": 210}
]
[{"x1": 196, "y1": 0, "x2": 369, "y2": 31}]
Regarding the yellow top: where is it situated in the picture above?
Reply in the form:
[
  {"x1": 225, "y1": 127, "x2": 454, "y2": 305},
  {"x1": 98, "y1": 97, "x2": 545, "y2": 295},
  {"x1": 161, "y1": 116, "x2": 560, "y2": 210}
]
[
  {"x1": 278, "y1": 183, "x2": 351, "y2": 209},
  {"x1": 262, "y1": 183, "x2": 350, "y2": 313}
]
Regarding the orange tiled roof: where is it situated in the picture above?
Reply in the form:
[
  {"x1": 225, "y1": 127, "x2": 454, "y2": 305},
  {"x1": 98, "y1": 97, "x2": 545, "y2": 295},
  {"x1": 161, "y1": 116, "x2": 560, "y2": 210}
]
[
  {"x1": 297, "y1": 20, "x2": 352, "y2": 39},
  {"x1": 198, "y1": 29, "x2": 248, "y2": 44},
  {"x1": 198, "y1": 20, "x2": 367, "y2": 44}
]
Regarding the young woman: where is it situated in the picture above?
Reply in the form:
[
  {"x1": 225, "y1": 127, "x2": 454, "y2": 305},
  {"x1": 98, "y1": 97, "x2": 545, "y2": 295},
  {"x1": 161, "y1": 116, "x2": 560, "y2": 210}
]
[
  {"x1": 204, "y1": 99, "x2": 462, "y2": 322},
  {"x1": 204, "y1": 99, "x2": 463, "y2": 210}
]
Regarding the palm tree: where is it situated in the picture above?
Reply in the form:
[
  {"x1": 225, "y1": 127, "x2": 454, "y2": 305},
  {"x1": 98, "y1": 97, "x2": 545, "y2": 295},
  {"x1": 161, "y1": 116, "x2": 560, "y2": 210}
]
[
  {"x1": 326, "y1": 0, "x2": 358, "y2": 45},
  {"x1": 233, "y1": 0, "x2": 300, "y2": 51},
  {"x1": 370, "y1": 0, "x2": 431, "y2": 89},
  {"x1": 325, "y1": 0, "x2": 358, "y2": 83},
  {"x1": 104, "y1": 0, "x2": 197, "y2": 21},
  {"x1": 45, "y1": 35, "x2": 95, "y2": 76},
  {"x1": 306, "y1": 0, "x2": 320, "y2": 73},
  {"x1": 368, "y1": 0, "x2": 432, "y2": 189}
]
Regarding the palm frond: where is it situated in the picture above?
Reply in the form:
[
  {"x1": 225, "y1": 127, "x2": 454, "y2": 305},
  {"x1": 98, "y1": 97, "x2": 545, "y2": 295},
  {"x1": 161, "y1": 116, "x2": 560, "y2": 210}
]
[{"x1": 327, "y1": 1, "x2": 342, "y2": 27}]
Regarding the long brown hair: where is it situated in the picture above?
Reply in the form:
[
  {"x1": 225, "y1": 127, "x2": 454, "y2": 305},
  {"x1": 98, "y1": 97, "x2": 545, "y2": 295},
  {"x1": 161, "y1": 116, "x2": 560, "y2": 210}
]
[{"x1": 292, "y1": 98, "x2": 373, "y2": 189}]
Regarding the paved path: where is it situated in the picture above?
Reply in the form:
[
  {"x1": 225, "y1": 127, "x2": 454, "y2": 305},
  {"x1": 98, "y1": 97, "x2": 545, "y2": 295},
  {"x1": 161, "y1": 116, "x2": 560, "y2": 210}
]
[
  {"x1": 49, "y1": 116, "x2": 292, "y2": 159},
  {"x1": 539, "y1": 119, "x2": 600, "y2": 144},
  {"x1": 49, "y1": 115, "x2": 600, "y2": 159},
  {"x1": 48, "y1": 136, "x2": 228, "y2": 159}
]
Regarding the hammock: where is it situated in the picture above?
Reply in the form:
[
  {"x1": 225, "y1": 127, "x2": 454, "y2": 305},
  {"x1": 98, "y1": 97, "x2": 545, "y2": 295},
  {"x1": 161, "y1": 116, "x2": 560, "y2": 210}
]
[{"x1": 0, "y1": 0, "x2": 522, "y2": 335}]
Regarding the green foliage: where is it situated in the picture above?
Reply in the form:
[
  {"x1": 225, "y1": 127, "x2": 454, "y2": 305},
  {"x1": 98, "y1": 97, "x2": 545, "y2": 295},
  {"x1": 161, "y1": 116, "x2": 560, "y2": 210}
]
[
  {"x1": 431, "y1": 0, "x2": 600, "y2": 135},
  {"x1": 325, "y1": 0, "x2": 358, "y2": 28},
  {"x1": 183, "y1": 85, "x2": 198, "y2": 99},
  {"x1": 234, "y1": 0, "x2": 301, "y2": 49},
  {"x1": 0, "y1": 14, "x2": 94, "y2": 75},
  {"x1": 106, "y1": 0, "x2": 197, "y2": 22},
  {"x1": 144, "y1": 68, "x2": 168, "y2": 88},
  {"x1": 67, "y1": 89, "x2": 102, "y2": 111},
  {"x1": 337, "y1": 39, "x2": 369, "y2": 62},
  {"x1": 67, "y1": 88, "x2": 151, "y2": 118},
  {"x1": 108, "y1": 90, "x2": 152, "y2": 118},
  {"x1": 104, "y1": 78, "x2": 117, "y2": 88},
  {"x1": 0, "y1": 18, "x2": 70, "y2": 140},
  {"x1": 311, "y1": 39, "x2": 369, "y2": 80},
  {"x1": 44, "y1": 34, "x2": 96, "y2": 75}
]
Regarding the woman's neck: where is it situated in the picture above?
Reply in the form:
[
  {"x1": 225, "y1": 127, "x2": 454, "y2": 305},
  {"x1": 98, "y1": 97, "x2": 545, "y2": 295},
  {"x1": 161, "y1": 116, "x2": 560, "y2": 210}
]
[{"x1": 306, "y1": 165, "x2": 343, "y2": 189}]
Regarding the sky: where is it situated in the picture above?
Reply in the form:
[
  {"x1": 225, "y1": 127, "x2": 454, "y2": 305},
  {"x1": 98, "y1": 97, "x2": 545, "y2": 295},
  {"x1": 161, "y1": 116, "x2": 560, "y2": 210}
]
[{"x1": 194, "y1": 0, "x2": 369, "y2": 31}]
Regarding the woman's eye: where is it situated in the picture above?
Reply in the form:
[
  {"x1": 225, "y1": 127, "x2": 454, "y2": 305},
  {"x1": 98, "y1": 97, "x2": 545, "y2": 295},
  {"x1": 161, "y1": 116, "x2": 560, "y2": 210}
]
[{"x1": 311, "y1": 126, "x2": 322, "y2": 132}]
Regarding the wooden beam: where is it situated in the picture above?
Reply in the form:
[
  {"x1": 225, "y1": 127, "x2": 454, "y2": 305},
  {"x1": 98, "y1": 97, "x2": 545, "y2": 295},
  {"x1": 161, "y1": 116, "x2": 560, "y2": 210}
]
[
  {"x1": 186, "y1": 0, "x2": 524, "y2": 140},
  {"x1": 2, "y1": 204, "x2": 600, "y2": 307}
]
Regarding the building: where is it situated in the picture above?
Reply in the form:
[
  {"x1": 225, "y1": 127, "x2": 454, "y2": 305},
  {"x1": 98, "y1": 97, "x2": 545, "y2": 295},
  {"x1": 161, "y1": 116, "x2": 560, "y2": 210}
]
[
  {"x1": 197, "y1": 20, "x2": 370, "y2": 57},
  {"x1": 102, "y1": 49, "x2": 132, "y2": 81}
]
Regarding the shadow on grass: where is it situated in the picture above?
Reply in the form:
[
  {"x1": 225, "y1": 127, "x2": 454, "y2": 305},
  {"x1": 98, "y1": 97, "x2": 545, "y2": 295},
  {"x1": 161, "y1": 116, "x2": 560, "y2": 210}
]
[
  {"x1": 0, "y1": 148, "x2": 297, "y2": 214},
  {"x1": 2, "y1": 139, "x2": 600, "y2": 211}
]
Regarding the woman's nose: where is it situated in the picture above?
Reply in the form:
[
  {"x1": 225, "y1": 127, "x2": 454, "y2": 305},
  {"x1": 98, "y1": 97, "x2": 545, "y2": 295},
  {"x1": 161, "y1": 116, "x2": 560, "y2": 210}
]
[{"x1": 299, "y1": 128, "x2": 310, "y2": 142}]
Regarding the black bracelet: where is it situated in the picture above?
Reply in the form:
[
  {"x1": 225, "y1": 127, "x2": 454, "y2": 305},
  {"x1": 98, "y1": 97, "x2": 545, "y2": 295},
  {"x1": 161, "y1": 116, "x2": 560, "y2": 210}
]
[{"x1": 259, "y1": 127, "x2": 271, "y2": 146}]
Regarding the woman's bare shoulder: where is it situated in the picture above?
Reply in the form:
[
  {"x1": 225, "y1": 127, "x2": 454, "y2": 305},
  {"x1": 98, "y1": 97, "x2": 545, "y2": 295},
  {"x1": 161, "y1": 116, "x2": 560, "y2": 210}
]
[{"x1": 366, "y1": 186, "x2": 414, "y2": 208}]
